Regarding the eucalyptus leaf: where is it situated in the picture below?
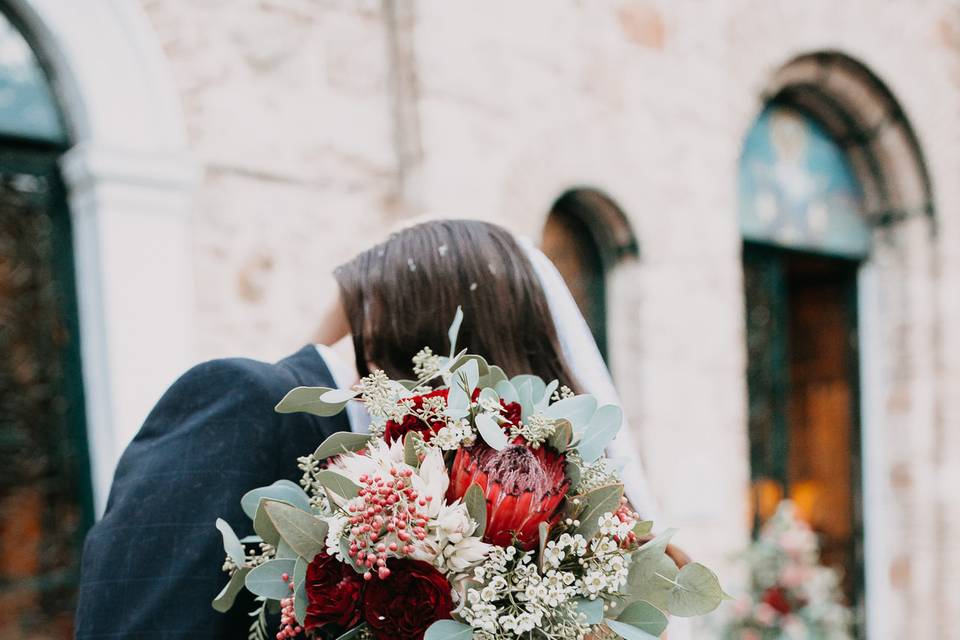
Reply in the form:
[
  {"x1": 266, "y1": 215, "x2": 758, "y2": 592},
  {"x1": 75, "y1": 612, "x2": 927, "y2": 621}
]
[
  {"x1": 263, "y1": 500, "x2": 329, "y2": 561},
  {"x1": 404, "y1": 431, "x2": 423, "y2": 467},
  {"x1": 663, "y1": 562, "x2": 729, "y2": 617},
  {"x1": 447, "y1": 306, "x2": 464, "y2": 358},
  {"x1": 617, "y1": 601, "x2": 668, "y2": 636},
  {"x1": 455, "y1": 358, "x2": 480, "y2": 394},
  {"x1": 536, "y1": 379, "x2": 559, "y2": 411},
  {"x1": 510, "y1": 374, "x2": 546, "y2": 404},
  {"x1": 494, "y1": 380, "x2": 519, "y2": 405},
  {"x1": 547, "y1": 419, "x2": 573, "y2": 451},
  {"x1": 294, "y1": 555, "x2": 307, "y2": 586},
  {"x1": 245, "y1": 558, "x2": 296, "y2": 600},
  {"x1": 314, "y1": 432, "x2": 373, "y2": 460},
  {"x1": 215, "y1": 518, "x2": 246, "y2": 566},
  {"x1": 446, "y1": 380, "x2": 470, "y2": 419},
  {"x1": 516, "y1": 379, "x2": 535, "y2": 422},
  {"x1": 538, "y1": 521, "x2": 550, "y2": 571},
  {"x1": 242, "y1": 482, "x2": 311, "y2": 520},
  {"x1": 475, "y1": 412, "x2": 509, "y2": 451},
  {"x1": 633, "y1": 521, "x2": 654, "y2": 537},
  {"x1": 253, "y1": 499, "x2": 281, "y2": 546},
  {"x1": 315, "y1": 470, "x2": 361, "y2": 500},
  {"x1": 479, "y1": 365, "x2": 507, "y2": 388},
  {"x1": 275, "y1": 538, "x2": 296, "y2": 559},
  {"x1": 424, "y1": 619, "x2": 474, "y2": 640},
  {"x1": 565, "y1": 460, "x2": 582, "y2": 493},
  {"x1": 577, "y1": 405, "x2": 622, "y2": 463},
  {"x1": 275, "y1": 386, "x2": 349, "y2": 417},
  {"x1": 615, "y1": 531, "x2": 680, "y2": 613},
  {"x1": 604, "y1": 619, "x2": 659, "y2": 640},
  {"x1": 464, "y1": 483, "x2": 487, "y2": 538},
  {"x1": 212, "y1": 567, "x2": 250, "y2": 612},
  {"x1": 574, "y1": 598, "x2": 604, "y2": 624},
  {"x1": 320, "y1": 388, "x2": 360, "y2": 403},
  {"x1": 478, "y1": 387, "x2": 499, "y2": 407},
  {"x1": 294, "y1": 577, "x2": 307, "y2": 624},
  {"x1": 543, "y1": 395, "x2": 598, "y2": 430},
  {"x1": 573, "y1": 484, "x2": 623, "y2": 539}
]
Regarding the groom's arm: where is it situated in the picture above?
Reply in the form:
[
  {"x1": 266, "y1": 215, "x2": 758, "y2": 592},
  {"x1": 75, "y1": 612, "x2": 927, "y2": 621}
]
[{"x1": 76, "y1": 356, "x2": 340, "y2": 639}]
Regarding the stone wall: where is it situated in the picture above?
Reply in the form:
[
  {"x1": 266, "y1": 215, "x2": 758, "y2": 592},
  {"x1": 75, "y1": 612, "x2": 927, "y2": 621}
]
[{"x1": 139, "y1": 1, "x2": 960, "y2": 636}]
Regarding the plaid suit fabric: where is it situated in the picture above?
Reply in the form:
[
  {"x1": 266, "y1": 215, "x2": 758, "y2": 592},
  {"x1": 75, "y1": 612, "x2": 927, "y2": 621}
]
[{"x1": 76, "y1": 346, "x2": 348, "y2": 639}]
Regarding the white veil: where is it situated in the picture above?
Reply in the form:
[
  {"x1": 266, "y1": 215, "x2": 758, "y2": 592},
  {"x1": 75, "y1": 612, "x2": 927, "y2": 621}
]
[{"x1": 517, "y1": 238, "x2": 660, "y2": 522}]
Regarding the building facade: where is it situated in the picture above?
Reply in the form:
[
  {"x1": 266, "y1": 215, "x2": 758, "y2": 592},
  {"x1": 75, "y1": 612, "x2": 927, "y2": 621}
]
[{"x1": 0, "y1": 0, "x2": 957, "y2": 637}]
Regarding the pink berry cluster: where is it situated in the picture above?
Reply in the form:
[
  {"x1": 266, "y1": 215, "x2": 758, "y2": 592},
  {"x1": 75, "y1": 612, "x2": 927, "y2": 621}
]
[
  {"x1": 615, "y1": 497, "x2": 642, "y2": 548},
  {"x1": 276, "y1": 573, "x2": 302, "y2": 639},
  {"x1": 346, "y1": 467, "x2": 432, "y2": 581}
]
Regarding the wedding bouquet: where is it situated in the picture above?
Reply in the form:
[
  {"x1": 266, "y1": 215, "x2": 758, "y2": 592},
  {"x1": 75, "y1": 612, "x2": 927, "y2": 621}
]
[
  {"x1": 213, "y1": 310, "x2": 727, "y2": 640},
  {"x1": 719, "y1": 501, "x2": 853, "y2": 640}
]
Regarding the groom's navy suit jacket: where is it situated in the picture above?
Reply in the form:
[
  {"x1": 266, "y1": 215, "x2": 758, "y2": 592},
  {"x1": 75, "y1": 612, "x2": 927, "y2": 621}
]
[{"x1": 76, "y1": 346, "x2": 349, "y2": 639}]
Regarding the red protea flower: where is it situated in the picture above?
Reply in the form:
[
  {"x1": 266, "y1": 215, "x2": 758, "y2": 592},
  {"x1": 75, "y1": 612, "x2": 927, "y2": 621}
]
[{"x1": 447, "y1": 441, "x2": 569, "y2": 549}]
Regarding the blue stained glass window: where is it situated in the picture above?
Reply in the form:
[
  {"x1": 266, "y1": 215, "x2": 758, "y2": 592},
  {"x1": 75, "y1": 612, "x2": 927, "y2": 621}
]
[
  {"x1": 0, "y1": 11, "x2": 66, "y2": 144},
  {"x1": 739, "y1": 105, "x2": 869, "y2": 259}
]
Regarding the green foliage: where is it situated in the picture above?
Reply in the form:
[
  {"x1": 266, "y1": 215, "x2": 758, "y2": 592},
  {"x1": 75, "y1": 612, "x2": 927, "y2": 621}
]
[
  {"x1": 571, "y1": 483, "x2": 623, "y2": 539},
  {"x1": 447, "y1": 306, "x2": 464, "y2": 358},
  {"x1": 604, "y1": 618, "x2": 659, "y2": 640},
  {"x1": 615, "y1": 601, "x2": 668, "y2": 636},
  {"x1": 253, "y1": 499, "x2": 281, "y2": 546},
  {"x1": 547, "y1": 418, "x2": 573, "y2": 451},
  {"x1": 662, "y1": 563, "x2": 730, "y2": 617},
  {"x1": 216, "y1": 518, "x2": 246, "y2": 566},
  {"x1": 424, "y1": 619, "x2": 474, "y2": 640},
  {"x1": 212, "y1": 567, "x2": 250, "y2": 612},
  {"x1": 245, "y1": 558, "x2": 296, "y2": 600},
  {"x1": 574, "y1": 597, "x2": 604, "y2": 624},
  {"x1": 313, "y1": 432, "x2": 373, "y2": 460},
  {"x1": 404, "y1": 431, "x2": 423, "y2": 467},
  {"x1": 475, "y1": 412, "x2": 509, "y2": 450},
  {"x1": 576, "y1": 405, "x2": 622, "y2": 462},
  {"x1": 241, "y1": 481, "x2": 311, "y2": 519},
  {"x1": 543, "y1": 394, "x2": 598, "y2": 431},
  {"x1": 314, "y1": 470, "x2": 361, "y2": 499},
  {"x1": 274, "y1": 386, "x2": 351, "y2": 416},
  {"x1": 464, "y1": 483, "x2": 487, "y2": 538},
  {"x1": 262, "y1": 500, "x2": 328, "y2": 561}
]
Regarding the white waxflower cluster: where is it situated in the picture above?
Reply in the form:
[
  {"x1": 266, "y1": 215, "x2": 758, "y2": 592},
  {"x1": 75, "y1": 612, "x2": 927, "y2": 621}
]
[
  {"x1": 462, "y1": 547, "x2": 591, "y2": 639},
  {"x1": 544, "y1": 525, "x2": 632, "y2": 600},
  {"x1": 509, "y1": 413, "x2": 557, "y2": 447},
  {"x1": 430, "y1": 418, "x2": 477, "y2": 450},
  {"x1": 412, "y1": 347, "x2": 442, "y2": 379}
]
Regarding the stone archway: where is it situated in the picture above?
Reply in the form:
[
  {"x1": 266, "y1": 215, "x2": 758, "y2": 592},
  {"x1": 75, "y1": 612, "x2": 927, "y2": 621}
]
[
  {"x1": 5, "y1": 0, "x2": 197, "y2": 512},
  {"x1": 750, "y1": 51, "x2": 939, "y2": 638}
]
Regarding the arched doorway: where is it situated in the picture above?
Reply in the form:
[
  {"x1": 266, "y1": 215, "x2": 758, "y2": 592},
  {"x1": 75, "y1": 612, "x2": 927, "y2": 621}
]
[
  {"x1": 541, "y1": 188, "x2": 638, "y2": 361},
  {"x1": 740, "y1": 52, "x2": 934, "y2": 634},
  {"x1": 0, "y1": 8, "x2": 91, "y2": 637}
]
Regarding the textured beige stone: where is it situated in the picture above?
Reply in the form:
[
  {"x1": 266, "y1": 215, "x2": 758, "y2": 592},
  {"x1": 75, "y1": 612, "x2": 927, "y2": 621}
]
[{"x1": 135, "y1": 1, "x2": 960, "y2": 636}]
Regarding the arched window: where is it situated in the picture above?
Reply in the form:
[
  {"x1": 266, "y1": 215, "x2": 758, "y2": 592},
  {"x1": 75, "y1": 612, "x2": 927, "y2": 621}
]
[
  {"x1": 741, "y1": 53, "x2": 934, "y2": 630},
  {"x1": 541, "y1": 189, "x2": 638, "y2": 361},
  {"x1": 0, "y1": 9, "x2": 90, "y2": 637}
]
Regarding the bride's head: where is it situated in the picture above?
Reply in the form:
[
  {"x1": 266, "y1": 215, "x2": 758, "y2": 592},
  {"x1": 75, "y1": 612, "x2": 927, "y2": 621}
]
[{"x1": 332, "y1": 219, "x2": 578, "y2": 388}]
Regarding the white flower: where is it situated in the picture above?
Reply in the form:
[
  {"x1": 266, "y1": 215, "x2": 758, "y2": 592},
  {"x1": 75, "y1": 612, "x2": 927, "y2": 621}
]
[{"x1": 324, "y1": 515, "x2": 348, "y2": 559}]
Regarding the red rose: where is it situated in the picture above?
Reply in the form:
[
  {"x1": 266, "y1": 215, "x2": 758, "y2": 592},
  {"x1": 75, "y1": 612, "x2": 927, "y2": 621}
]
[
  {"x1": 501, "y1": 401, "x2": 522, "y2": 427},
  {"x1": 383, "y1": 389, "x2": 449, "y2": 444},
  {"x1": 362, "y1": 558, "x2": 453, "y2": 640},
  {"x1": 761, "y1": 586, "x2": 792, "y2": 615},
  {"x1": 447, "y1": 441, "x2": 569, "y2": 549},
  {"x1": 304, "y1": 553, "x2": 364, "y2": 632}
]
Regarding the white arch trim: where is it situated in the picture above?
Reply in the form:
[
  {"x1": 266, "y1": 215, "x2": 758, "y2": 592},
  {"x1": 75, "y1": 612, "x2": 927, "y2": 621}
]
[{"x1": 8, "y1": 0, "x2": 198, "y2": 514}]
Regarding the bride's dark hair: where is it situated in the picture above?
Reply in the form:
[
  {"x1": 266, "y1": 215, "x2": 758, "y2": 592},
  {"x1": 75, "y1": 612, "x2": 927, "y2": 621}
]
[{"x1": 334, "y1": 219, "x2": 579, "y2": 389}]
